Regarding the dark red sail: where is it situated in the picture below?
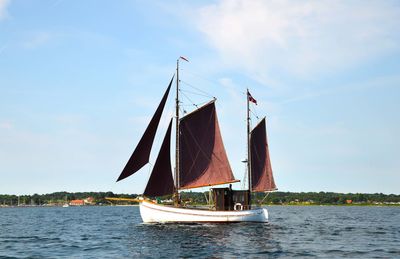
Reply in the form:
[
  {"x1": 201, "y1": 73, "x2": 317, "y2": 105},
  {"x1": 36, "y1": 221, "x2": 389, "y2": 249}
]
[
  {"x1": 250, "y1": 118, "x2": 277, "y2": 192},
  {"x1": 179, "y1": 101, "x2": 238, "y2": 189},
  {"x1": 117, "y1": 76, "x2": 174, "y2": 182},
  {"x1": 143, "y1": 119, "x2": 174, "y2": 197}
]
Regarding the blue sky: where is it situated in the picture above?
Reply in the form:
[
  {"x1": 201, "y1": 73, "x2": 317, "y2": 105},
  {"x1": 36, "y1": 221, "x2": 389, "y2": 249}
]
[{"x1": 1, "y1": 0, "x2": 399, "y2": 195}]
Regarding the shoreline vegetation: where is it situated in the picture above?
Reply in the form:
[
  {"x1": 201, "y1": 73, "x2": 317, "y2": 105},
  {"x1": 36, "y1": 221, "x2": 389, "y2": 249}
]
[{"x1": 1, "y1": 191, "x2": 399, "y2": 207}]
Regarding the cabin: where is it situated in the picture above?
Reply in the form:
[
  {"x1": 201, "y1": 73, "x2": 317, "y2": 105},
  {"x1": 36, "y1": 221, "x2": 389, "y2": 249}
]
[{"x1": 212, "y1": 187, "x2": 250, "y2": 211}]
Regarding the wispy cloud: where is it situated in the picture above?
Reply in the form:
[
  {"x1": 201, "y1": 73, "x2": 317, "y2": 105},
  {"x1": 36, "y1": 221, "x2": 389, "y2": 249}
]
[
  {"x1": 0, "y1": 42, "x2": 7, "y2": 56},
  {"x1": 279, "y1": 73, "x2": 400, "y2": 105},
  {"x1": 22, "y1": 31, "x2": 52, "y2": 49},
  {"x1": 0, "y1": 121, "x2": 13, "y2": 129},
  {"x1": 196, "y1": 0, "x2": 400, "y2": 84},
  {"x1": 0, "y1": 0, "x2": 10, "y2": 20}
]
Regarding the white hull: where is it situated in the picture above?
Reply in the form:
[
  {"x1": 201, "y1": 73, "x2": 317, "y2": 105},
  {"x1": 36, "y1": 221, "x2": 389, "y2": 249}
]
[{"x1": 139, "y1": 200, "x2": 269, "y2": 223}]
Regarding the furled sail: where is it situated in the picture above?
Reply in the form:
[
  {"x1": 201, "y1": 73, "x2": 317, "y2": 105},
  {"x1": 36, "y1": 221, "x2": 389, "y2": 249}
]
[
  {"x1": 117, "y1": 76, "x2": 174, "y2": 182},
  {"x1": 179, "y1": 101, "x2": 238, "y2": 189},
  {"x1": 143, "y1": 119, "x2": 174, "y2": 197},
  {"x1": 250, "y1": 118, "x2": 277, "y2": 192}
]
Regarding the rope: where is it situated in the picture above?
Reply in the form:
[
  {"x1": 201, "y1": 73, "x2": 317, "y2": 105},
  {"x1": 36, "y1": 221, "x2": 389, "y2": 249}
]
[
  {"x1": 180, "y1": 89, "x2": 199, "y2": 109},
  {"x1": 250, "y1": 109, "x2": 260, "y2": 120},
  {"x1": 180, "y1": 85, "x2": 213, "y2": 98},
  {"x1": 180, "y1": 80, "x2": 214, "y2": 98},
  {"x1": 259, "y1": 192, "x2": 271, "y2": 205},
  {"x1": 181, "y1": 70, "x2": 222, "y2": 89}
]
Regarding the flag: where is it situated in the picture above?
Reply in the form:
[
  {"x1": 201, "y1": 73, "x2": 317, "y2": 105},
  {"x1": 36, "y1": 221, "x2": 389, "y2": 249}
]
[
  {"x1": 247, "y1": 91, "x2": 257, "y2": 105},
  {"x1": 180, "y1": 56, "x2": 189, "y2": 62}
]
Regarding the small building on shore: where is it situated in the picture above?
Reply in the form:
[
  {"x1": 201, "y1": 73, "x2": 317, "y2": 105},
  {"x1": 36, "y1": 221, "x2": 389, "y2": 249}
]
[
  {"x1": 70, "y1": 199, "x2": 84, "y2": 206},
  {"x1": 84, "y1": 197, "x2": 94, "y2": 205}
]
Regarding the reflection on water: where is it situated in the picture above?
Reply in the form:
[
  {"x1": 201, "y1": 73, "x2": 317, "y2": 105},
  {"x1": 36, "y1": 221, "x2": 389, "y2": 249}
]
[
  {"x1": 131, "y1": 222, "x2": 276, "y2": 258},
  {"x1": 0, "y1": 206, "x2": 399, "y2": 258}
]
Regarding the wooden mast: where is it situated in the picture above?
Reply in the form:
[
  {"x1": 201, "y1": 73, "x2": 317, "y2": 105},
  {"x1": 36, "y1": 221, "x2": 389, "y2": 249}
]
[
  {"x1": 247, "y1": 89, "x2": 252, "y2": 209},
  {"x1": 174, "y1": 58, "x2": 180, "y2": 206}
]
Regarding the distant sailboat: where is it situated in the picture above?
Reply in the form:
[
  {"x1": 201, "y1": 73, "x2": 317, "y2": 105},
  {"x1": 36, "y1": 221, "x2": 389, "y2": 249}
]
[
  {"x1": 116, "y1": 57, "x2": 277, "y2": 223},
  {"x1": 62, "y1": 195, "x2": 69, "y2": 207}
]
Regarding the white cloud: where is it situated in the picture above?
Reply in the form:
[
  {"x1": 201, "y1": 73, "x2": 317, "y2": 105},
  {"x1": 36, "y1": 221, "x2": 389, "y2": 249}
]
[
  {"x1": 196, "y1": 0, "x2": 400, "y2": 83},
  {"x1": 0, "y1": 0, "x2": 10, "y2": 20}
]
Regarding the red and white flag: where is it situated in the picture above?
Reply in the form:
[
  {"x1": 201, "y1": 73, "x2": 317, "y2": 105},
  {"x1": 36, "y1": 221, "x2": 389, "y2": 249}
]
[
  {"x1": 247, "y1": 91, "x2": 257, "y2": 105},
  {"x1": 180, "y1": 56, "x2": 189, "y2": 62}
]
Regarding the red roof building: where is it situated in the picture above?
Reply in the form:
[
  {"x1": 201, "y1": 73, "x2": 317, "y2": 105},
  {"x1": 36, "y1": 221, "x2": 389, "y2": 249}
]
[{"x1": 70, "y1": 199, "x2": 84, "y2": 206}]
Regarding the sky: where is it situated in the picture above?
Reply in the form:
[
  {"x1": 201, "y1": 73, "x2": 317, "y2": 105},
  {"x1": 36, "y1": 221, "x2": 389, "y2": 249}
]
[{"x1": 0, "y1": 0, "x2": 399, "y2": 195}]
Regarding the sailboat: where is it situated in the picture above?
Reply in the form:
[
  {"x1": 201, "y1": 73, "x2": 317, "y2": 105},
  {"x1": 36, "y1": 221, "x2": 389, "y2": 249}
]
[{"x1": 116, "y1": 57, "x2": 277, "y2": 223}]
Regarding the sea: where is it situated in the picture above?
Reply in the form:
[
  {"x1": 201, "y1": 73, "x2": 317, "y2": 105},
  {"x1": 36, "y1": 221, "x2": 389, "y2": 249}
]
[{"x1": 0, "y1": 206, "x2": 399, "y2": 258}]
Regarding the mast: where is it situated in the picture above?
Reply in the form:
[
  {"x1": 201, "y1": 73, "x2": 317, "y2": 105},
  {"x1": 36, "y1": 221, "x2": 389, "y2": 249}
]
[
  {"x1": 174, "y1": 58, "x2": 180, "y2": 206},
  {"x1": 247, "y1": 89, "x2": 252, "y2": 209}
]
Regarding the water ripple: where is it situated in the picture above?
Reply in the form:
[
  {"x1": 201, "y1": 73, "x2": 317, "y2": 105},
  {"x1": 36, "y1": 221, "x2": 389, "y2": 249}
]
[{"x1": 0, "y1": 206, "x2": 399, "y2": 258}]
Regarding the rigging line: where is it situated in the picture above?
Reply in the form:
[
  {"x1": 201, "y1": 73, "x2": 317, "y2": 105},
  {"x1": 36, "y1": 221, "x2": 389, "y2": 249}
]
[
  {"x1": 179, "y1": 88, "x2": 212, "y2": 98},
  {"x1": 204, "y1": 192, "x2": 209, "y2": 204},
  {"x1": 180, "y1": 89, "x2": 199, "y2": 109},
  {"x1": 195, "y1": 101, "x2": 209, "y2": 107},
  {"x1": 180, "y1": 80, "x2": 214, "y2": 98},
  {"x1": 251, "y1": 102, "x2": 260, "y2": 120},
  {"x1": 180, "y1": 100, "x2": 210, "y2": 109},
  {"x1": 250, "y1": 109, "x2": 260, "y2": 120},
  {"x1": 260, "y1": 192, "x2": 271, "y2": 205},
  {"x1": 179, "y1": 106, "x2": 187, "y2": 115},
  {"x1": 182, "y1": 70, "x2": 223, "y2": 88}
]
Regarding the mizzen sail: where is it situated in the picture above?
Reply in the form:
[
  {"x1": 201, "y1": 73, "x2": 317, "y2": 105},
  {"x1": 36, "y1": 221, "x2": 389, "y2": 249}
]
[
  {"x1": 250, "y1": 118, "x2": 277, "y2": 192},
  {"x1": 143, "y1": 119, "x2": 174, "y2": 197},
  {"x1": 117, "y1": 76, "x2": 174, "y2": 182},
  {"x1": 179, "y1": 101, "x2": 238, "y2": 189}
]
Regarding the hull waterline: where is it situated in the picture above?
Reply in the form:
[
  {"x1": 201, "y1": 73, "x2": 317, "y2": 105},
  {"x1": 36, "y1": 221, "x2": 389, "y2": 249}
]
[{"x1": 139, "y1": 200, "x2": 269, "y2": 223}]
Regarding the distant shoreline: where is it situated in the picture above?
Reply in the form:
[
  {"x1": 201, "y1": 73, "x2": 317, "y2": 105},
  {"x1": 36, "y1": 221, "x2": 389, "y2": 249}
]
[
  {"x1": 1, "y1": 191, "x2": 399, "y2": 207},
  {"x1": 1, "y1": 204, "x2": 399, "y2": 208},
  {"x1": 0, "y1": 204, "x2": 141, "y2": 208}
]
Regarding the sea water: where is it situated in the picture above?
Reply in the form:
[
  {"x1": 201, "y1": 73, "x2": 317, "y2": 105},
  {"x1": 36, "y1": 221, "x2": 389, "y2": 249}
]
[{"x1": 0, "y1": 206, "x2": 399, "y2": 258}]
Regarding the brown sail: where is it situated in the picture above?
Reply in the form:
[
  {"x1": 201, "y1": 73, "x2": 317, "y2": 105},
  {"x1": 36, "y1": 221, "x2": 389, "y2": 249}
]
[
  {"x1": 250, "y1": 118, "x2": 277, "y2": 192},
  {"x1": 179, "y1": 101, "x2": 238, "y2": 189},
  {"x1": 117, "y1": 76, "x2": 174, "y2": 182},
  {"x1": 143, "y1": 119, "x2": 174, "y2": 197}
]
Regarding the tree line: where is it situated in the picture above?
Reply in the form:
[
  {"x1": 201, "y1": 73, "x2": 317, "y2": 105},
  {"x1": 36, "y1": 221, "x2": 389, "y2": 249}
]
[
  {"x1": 180, "y1": 191, "x2": 400, "y2": 205},
  {"x1": 0, "y1": 192, "x2": 137, "y2": 206},
  {"x1": 1, "y1": 191, "x2": 398, "y2": 206}
]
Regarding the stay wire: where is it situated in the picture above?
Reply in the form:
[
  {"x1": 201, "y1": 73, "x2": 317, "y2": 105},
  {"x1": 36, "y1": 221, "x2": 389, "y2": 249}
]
[
  {"x1": 179, "y1": 89, "x2": 199, "y2": 109},
  {"x1": 180, "y1": 87, "x2": 211, "y2": 98},
  {"x1": 180, "y1": 80, "x2": 214, "y2": 99},
  {"x1": 182, "y1": 70, "x2": 222, "y2": 89}
]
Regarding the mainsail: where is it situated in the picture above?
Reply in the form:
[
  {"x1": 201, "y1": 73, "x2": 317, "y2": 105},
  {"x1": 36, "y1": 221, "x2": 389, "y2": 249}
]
[
  {"x1": 117, "y1": 76, "x2": 174, "y2": 182},
  {"x1": 250, "y1": 118, "x2": 277, "y2": 192},
  {"x1": 143, "y1": 119, "x2": 174, "y2": 197},
  {"x1": 179, "y1": 101, "x2": 238, "y2": 189}
]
